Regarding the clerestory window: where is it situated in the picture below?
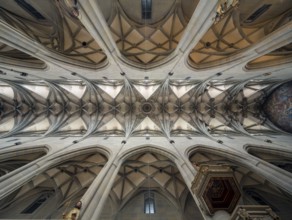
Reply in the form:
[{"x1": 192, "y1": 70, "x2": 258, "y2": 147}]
[
  {"x1": 141, "y1": 0, "x2": 152, "y2": 19},
  {"x1": 144, "y1": 191, "x2": 155, "y2": 214},
  {"x1": 21, "y1": 193, "x2": 51, "y2": 214}
]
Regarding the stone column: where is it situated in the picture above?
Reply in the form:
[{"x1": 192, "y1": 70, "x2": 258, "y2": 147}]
[
  {"x1": 175, "y1": 158, "x2": 213, "y2": 220},
  {"x1": 0, "y1": 165, "x2": 42, "y2": 199},
  {"x1": 251, "y1": 160, "x2": 292, "y2": 195},
  {"x1": 0, "y1": 142, "x2": 86, "y2": 200},
  {"x1": 212, "y1": 210, "x2": 231, "y2": 220},
  {"x1": 172, "y1": 0, "x2": 218, "y2": 75},
  {"x1": 79, "y1": 158, "x2": 122, "y2": 220},
  {"x1": 0, "y1": 153, "x2": 54, "y2": 200},
  {"x1": 78, "y1": 0, "x2": 119, "y2": 62},
  {"x1": 229, "y1": 148, "x2": 292, "y2": 195},
  {"x1": 0, "y1": 22, "x2": 66, "y2": 68}
]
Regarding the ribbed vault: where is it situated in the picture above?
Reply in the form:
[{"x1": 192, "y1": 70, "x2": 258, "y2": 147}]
[
  {"x1": 0, "y1": 76, "x2": 287, "y2": 140},
  {"x1": 111, "y1": 151, "x2": 189, "y2": 213},
  {"x1": 0, "y1": 0, "x2": 291, "y2": 220},
  {"x1": 0, "y1": 151, "x2": 107, "y2": 219},
  {"x1": 0, "y1": 0, "x2": 107, "y2": 68},
  {"x1": 100, "y1": 0, "x2": 199, "y2": 66},
  {"x1": 188, "y1": 0, "x2": 292, "y2": 69}
]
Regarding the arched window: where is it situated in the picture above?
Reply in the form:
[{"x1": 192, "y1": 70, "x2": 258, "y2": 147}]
[
  {"x1": 144, "y1": 192, "x2": 155, "y2": 214},
  {"x1": 21, "y1": 192, "x2": 52, "y2": 214},
  {"x1": 244, "y1": 189, "x2": 278, "y2": 211},
  {"x1": 271, "y1": 162, "x2": 292, "y2": 173},
  {"x1": 246, "y1": 146, "x2": 292, "y2": 174},
  {"x1": 141, "y1": 0, "x2": 152, "y2": 19}
]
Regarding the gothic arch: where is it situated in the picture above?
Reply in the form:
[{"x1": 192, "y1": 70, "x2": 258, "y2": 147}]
[
  {"x1": 186, "y1": 145, "x2": 247, "y2": 165},
  {"x1": 108, "y1": 146, "x2": 204, "y2": 220},
  {"x1": 48, "y1": 145, "x2": 112, "y2": 164},
  {"x1": 0, "y1": 146, "x2": 48, "y2": 177},
  {"x1": 245, "y1": 145, "x2": 292, "y2": 174},
  {"x1": 97, "y1": 0, "x2": 200, "y2": 68},
  {"x1": 119, "y1": 144, "x2": 179, "y2": 163},
  {"x1": 0, "y1": 147, "x2": 109, "y2": 219},
  {"x1": 115, "y1": 189, "x2": 184, "y2": 220},
  {"x1": 0, "y1": 0, "x2": 108, "y2": 70},
  {"x1": 0, "y1": 42, "x2": 47, "y2": 70},
  {"x1": 188, "y1": 0, "x2": 292, "y2": 70},
  {"x1": 245, "y1": 42, "x2": 292, "y2": 70}
]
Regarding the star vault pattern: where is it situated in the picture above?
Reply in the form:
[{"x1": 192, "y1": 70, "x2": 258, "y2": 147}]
[{"x1": 0, "y1": 72, "x2": 285, "y2": 141}]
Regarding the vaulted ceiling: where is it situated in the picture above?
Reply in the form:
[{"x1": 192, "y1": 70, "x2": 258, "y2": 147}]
[
  {"x1": 0, "y1": 0, "x2": 290, "y2": 73},
  {"x1": 100, "y1": 0, "x2": 199, "y2": 65},
  {"x1": 188, "y1": 0, "x2": 292, "y2": 69},
  {"x1": 0, "y1": 0, "x2": 291, "y2": 138},
  {"x1": 111, "y1": 152, "x2": 186, "y2": 206},
  {"x1": 0, "y1": 75, "x2": 287, "y2": 140},
  {"x1": 0, "y1": 151, "x2": 107, "y2": 214},
  {"x1": 0, "y1": 1, "x2": 292, "y2": 219},
  {"x1": 0, "y1": 0, "x2": 107, "y2": 69}
]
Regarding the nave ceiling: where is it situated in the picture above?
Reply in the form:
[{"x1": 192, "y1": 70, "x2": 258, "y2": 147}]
[{"x1": 0, "y1": 74, "x2": 290, "y2": 140}]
